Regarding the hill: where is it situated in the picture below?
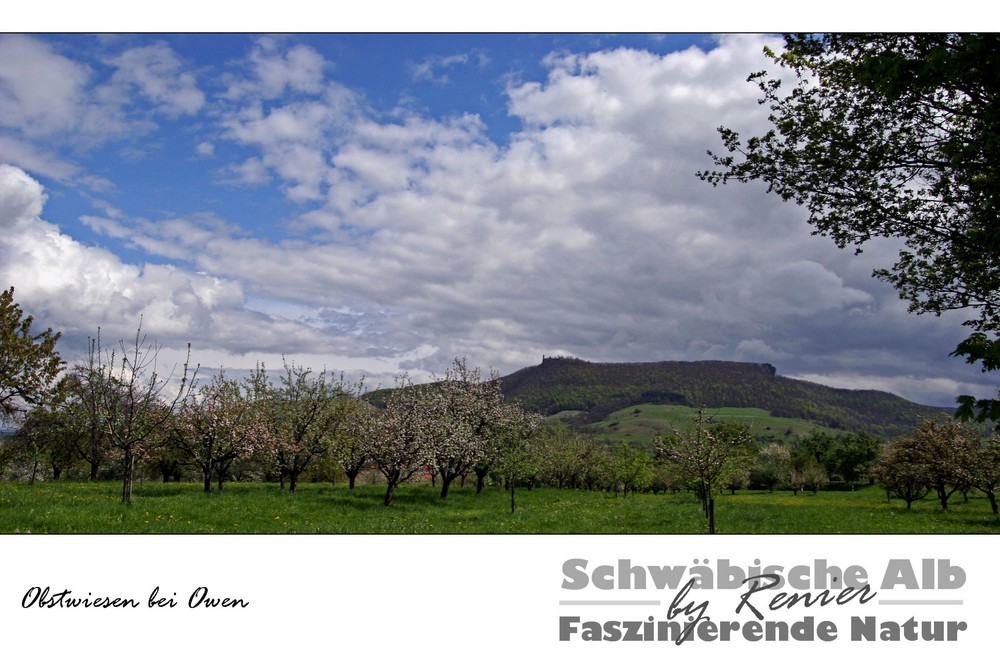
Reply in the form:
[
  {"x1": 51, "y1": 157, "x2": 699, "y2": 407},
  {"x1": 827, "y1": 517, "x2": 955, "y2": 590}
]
[{"x1": 499, "y1": 357, "x2": 954, "y2": 439}]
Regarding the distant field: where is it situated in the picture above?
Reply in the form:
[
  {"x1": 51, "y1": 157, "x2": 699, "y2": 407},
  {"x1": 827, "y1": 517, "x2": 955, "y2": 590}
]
[
  {"x1": 2, "y1": 481, "x2": 998, "y2": 534},
  {"x1": 562, "y1": 404, "x2": 849, "y2": 447}
]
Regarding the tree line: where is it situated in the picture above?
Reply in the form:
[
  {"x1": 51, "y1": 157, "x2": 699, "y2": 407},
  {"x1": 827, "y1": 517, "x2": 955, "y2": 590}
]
[{"x1": 1, "y1": 320, "x2": 544, "y2": 506}]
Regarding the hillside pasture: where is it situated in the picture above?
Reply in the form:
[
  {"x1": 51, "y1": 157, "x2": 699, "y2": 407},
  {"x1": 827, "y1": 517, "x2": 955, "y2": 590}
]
[{"x1": 570, "y1": 404, "x2": 850, "y2": 448}]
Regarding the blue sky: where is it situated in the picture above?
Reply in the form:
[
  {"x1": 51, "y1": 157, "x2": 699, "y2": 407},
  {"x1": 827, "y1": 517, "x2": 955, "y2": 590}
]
[{"x1": 0, "y1": 30, "x2": 995, "y2": 407}]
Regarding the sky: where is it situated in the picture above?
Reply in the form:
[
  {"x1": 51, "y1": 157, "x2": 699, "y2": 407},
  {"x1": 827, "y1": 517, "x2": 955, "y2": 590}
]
[{"x1": 0, "y1": 29, "x2": 996, "y2": 408}]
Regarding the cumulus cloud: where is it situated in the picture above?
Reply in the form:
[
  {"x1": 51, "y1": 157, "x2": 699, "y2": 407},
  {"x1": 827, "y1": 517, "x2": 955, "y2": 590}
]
[
  {"x1": 0, "y1": 34, "x2": 207, "y2": 200},
  {"x1": 0, "y1": 34, "x2": 201, "y2": 147},
  {"x1": 739, "y1": 260, "x2": 875, "y2": 317},
  {"x1": 790, "y1": 372, "x2": 995, "y2": 409},
  {"x1": 0, "y1": 163, "x2": 45, "y2": 222},
  {"x1": 217, "y1": 84, "x2": 361, "y2": 200},
  {"x1": 0, "y1": 164, "x2": 373, "y2": 371},
  {"x1": 0, "y1": 35, "x2": 91, "y2": 139},
  {"x1": 222, "y1": 37, "x2": 328, "y2": 100},
  {"x1": 103, "y1": 41, "x2": 205, "y2": 116},
  {"x1": 409, "y1": 53, "x2": 471, "y2": 84},
  {"x1": 0, "y1": 35, "x2": 989, "y2": 406}
]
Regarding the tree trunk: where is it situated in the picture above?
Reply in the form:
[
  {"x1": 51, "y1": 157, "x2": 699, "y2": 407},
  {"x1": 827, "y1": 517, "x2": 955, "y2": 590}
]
[
  {"x1": 440, "y1": 473, "x2": 458, "y2": 499},
  {"x1": 384, "y1": 484, "x2": 396, "y2": 507},
  {"x1": 89, "y1": 461, "x2": 100, "y2": 481},
  {"x1": 122, "y1": 451, "x2": 135, "y2": 504},
  {"x1": 215, "y1": 461, "x2": 230, "y2": 490},
  {"x1": 348, "y1": 473, "x2": 357, "y2": 490},
  {"x1": 203, "y1": 470, "x2": 213, "y2": 492},
  {"x1": 708, "y1": 497, "x2": 715, "y2": 535},
  {"x1": 288, "y1": 470, "x2": 298, "y2": 493},
  {"x1": 510, "y1": 483, "x2": 516, "y2": 514},
  {"x1": 937, "y1": 486, "x2": 949, "y2": 510}
]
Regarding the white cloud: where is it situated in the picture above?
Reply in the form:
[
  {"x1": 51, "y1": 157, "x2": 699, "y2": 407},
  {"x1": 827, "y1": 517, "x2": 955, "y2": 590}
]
[
  {"x1": 0, "y1": 135, "x2": 117, "y2": 192},
  {"x1": 218, "y1": 83, "x2": 361, "y2": 199},
  {"x1": 0, "y1": 34, "x2": 191, "y2": 147},
  {"x1": 0, "y1": 34, "x2": 208, "y2": 203},
  {"x1": 222, "y1": 157, "x2": 271, "y2": 186},
  {"x1": 0, "y1": 35, "x2": 91, "y2": 138},
  {"x1": 790, "y1": 372, "x2": 994, "y2": 409},
  {"x1": 222, "y1": 37, "x2": 327, "y2": 100},
  {"x1": 103, "y1": 41, "x2": 205, "y2": 116},
  {"x1": 0, "y1": 163, "x2": 45, "y2": 222},
  {"x1": 0, "y1": 165, "x2": 299, "y2": 352},
  {"x1": 409, "y1": 53, "x2": 471, "y2": 84},
  {"x1": 738, "y1": 260, "x2": 875, "y2": 317}
]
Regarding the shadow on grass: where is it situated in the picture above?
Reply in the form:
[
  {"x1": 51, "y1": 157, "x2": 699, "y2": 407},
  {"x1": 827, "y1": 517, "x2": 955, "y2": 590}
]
[
  {"x1": 948, "y1": 514, "x2": 1000, "y2": 529},
  {"x1": 131, "y1": 483, "x2": 197, "y2": 498}
]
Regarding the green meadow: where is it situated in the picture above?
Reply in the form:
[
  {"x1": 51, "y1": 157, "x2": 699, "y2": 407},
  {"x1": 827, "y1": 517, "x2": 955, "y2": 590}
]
[
  {"x1": 576, "y1": 404, "x2": 850, "y2": 447},
  {"x1": 2, "y1": 481, "x2": 999, "y2": 534}
]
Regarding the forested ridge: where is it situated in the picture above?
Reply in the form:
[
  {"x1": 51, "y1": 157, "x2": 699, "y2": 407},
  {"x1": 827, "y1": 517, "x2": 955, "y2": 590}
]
[{"x1": 499, "y1": 357, "x2": 953, "y2": 438}]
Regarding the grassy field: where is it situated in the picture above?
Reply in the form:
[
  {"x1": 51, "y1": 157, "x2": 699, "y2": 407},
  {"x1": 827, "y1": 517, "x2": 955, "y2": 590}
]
[
  {"x1": 2, "y1": 480, "x2": 1000, "y2": 534},
  {"x1": 570, "y1": 404, "x2": 848, "y2": 447}
]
